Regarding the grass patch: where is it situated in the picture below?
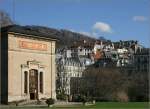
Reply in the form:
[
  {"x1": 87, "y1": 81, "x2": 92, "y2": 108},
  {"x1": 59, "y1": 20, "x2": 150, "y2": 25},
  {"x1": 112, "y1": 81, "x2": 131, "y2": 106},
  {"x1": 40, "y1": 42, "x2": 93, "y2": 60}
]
[
  {"x1": 88, "y1": 102, "x2": 149, "y2": 108},
  {"x1": 1, "y1": 102, "x2": 149, "y2": 109}
]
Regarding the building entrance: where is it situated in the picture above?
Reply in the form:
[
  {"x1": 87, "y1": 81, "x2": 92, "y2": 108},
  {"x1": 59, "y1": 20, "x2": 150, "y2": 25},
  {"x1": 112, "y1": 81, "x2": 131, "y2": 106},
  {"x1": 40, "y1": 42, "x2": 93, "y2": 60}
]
[{"x1": 29, "y1": 69, "x2": 38, "y2": 100}]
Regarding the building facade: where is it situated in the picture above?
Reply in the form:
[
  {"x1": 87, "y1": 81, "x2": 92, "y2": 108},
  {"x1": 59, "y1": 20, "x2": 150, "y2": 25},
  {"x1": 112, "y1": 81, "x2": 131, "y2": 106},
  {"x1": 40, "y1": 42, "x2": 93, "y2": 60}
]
[
  {"x1": 0, "y1": 25, "x2": 57, "y2": 104},
  {"x1": 56, "y1": 42, "x2": 94, "y2": 96},
  {"x1": 56, "y1": 57, "x2": 84, "y2": 95}
]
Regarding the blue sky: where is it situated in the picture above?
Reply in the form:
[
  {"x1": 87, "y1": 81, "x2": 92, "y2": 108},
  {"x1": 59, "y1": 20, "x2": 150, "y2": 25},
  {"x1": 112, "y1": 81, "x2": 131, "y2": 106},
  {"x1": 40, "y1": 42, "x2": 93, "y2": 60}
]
[{"x1": 0, "y1": 0, "x2": 149, "y2": 47}]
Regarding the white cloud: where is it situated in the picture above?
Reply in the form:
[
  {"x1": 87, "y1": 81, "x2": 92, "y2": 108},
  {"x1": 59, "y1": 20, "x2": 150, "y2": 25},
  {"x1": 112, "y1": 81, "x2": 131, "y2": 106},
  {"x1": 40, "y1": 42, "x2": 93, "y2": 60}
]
[
  {"x1": 93, "y1": 22, "x2": 112, "y2": 33},
  {"x1": 69, "y1": 21, "x2": 113, "y2": 38},
  {"x1": 133, "y1": 16, "x2": 148, "y2": 22}
]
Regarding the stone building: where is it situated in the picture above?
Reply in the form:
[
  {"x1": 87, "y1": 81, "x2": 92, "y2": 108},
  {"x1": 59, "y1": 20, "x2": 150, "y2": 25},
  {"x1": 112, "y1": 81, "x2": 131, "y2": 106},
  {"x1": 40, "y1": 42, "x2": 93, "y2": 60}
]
[
  {"x1": 0, "y1": 25, "x2": 57, "y2": 104},
  {"x1": 56, "y1": 43, "x2": 94, "y2": 96},
  {"x1": 56, "y1": 57, "x2": 84, "y2": 95}
]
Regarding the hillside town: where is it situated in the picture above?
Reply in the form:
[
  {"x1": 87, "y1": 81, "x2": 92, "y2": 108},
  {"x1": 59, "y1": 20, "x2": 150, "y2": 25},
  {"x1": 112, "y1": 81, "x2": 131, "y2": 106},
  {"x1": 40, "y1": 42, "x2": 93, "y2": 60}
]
[
  {"x1": 56, "y1": 39, "x2": 149, "y2": 98},
  {"x1": 0, "y1": 24, "x2": 149, "y2": 106},
  {"x1": 0, "y1": 1, "x2": 149, "y2": 107}
]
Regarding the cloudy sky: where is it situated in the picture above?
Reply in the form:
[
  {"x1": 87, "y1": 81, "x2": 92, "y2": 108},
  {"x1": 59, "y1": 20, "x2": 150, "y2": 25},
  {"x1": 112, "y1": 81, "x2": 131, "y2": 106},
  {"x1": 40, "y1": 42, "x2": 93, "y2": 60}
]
[{"x1": 0, "y1": 0, "x2": 149, "y2": 47}]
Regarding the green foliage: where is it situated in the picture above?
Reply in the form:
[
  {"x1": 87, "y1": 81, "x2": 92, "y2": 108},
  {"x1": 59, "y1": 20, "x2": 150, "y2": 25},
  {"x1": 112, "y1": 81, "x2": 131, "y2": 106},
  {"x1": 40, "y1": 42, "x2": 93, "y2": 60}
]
[
  {"x1": 56, "y1": 93, "x2": 67, "y2": 100},
  {"x1": 72, "y1": 95, "x2": 93, "y2": 103},
  {"x1": 81, "y1": 95, "x2": 87, "y2": 104},
  {"x1": 45, "y1": 98, "x2": 55, "y2": 107}
]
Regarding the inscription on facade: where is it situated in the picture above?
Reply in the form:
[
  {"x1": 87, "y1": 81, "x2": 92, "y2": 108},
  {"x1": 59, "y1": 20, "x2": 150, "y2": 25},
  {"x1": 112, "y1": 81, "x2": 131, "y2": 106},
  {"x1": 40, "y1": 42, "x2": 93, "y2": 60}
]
[{"x1": 19, "y1": 40, "x2": 47, "y2": 51}]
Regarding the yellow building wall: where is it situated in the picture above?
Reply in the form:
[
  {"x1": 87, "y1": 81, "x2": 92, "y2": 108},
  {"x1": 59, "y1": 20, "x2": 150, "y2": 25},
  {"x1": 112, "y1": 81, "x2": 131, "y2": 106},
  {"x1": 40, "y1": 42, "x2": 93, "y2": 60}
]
[{"x1": 7, "y1": 33, "x2": 56, "y2": 102}]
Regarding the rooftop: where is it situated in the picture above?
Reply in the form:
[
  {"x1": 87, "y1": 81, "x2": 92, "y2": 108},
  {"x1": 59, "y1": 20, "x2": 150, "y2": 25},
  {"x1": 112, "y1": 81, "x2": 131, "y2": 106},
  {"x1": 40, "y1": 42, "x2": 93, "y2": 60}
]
[{"x1": 1, "y1": 25, "x2": 58, "y2": 41}]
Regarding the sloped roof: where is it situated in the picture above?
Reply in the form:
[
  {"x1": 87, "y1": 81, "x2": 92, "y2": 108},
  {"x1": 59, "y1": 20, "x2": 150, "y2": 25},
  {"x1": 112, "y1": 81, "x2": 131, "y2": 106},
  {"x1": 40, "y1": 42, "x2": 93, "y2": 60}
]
[{"x1": 1, "y1": 25, "x2": 58, "y2": 41}]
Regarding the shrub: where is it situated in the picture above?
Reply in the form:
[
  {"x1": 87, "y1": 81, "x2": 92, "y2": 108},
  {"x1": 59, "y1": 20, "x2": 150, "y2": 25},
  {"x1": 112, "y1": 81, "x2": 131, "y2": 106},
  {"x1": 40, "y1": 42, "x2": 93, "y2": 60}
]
[
  {"x1": 72, "y1": 95, "x2": 84, "y2": 102},
  {"x1": 72, "y1": 95, "x2": 80, "y2": 102},
  {"x1": 45, "y1": 98, "x2": 55, "y2": 107},
  {"x1": 56, "y1": 93, "x2": 67, "y2": 100},
  {"x1": 81, "y1": 95, "x2": 87, "y2": 105}
]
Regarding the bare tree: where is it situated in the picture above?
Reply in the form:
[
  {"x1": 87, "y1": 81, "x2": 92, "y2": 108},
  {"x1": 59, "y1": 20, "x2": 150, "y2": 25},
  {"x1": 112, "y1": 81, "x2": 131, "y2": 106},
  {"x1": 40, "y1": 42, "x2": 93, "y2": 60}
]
[
  {"x1": 0, "y1": 10, "x2": 13, "y2": 27},
  {"x1": 77, "y1": 66, "x2": 130, "y2": 101}
]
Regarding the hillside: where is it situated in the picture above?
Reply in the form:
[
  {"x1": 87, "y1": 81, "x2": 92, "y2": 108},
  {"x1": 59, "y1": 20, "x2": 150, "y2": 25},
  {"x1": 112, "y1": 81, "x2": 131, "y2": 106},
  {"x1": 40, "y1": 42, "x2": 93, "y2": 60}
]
[{"x1": 24, "y1": 25, "x2": 96, "y2": 48}]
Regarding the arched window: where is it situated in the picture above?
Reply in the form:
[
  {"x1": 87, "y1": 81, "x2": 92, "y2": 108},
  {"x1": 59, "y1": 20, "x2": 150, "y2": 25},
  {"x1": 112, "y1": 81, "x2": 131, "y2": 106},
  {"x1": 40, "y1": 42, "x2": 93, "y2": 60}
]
[
  {"x1": 40, "y1": 72, "x2": 43, "y2": 93},
  {"x1": 24, "y1": 71, "x2": 28, "y2": 93}
]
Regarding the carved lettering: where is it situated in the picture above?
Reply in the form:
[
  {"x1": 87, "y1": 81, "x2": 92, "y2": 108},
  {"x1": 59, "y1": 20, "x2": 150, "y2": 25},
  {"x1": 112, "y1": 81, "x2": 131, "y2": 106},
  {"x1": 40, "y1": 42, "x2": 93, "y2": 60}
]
[{"x1": 19, "y1": 40, "x2": 47, "y2": 51}]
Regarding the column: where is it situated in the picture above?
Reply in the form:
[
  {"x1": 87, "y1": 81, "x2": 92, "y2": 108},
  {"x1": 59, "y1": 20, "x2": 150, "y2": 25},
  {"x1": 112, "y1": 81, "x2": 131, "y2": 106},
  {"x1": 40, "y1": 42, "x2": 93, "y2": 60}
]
[
  {"x1": 37, "y1": 71, "x2": 39, "y2": 93},
  {"x1": 27, "y1": 70, "x2": 29, "y2": 95}
]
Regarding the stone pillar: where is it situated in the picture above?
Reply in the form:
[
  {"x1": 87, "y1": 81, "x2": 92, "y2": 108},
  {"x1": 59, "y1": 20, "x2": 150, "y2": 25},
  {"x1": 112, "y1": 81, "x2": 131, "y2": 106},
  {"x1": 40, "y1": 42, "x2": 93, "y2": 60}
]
[
  {"x1": 27, "y1": 71, "x2": 29, "y2": 95},
  {"x1": 37, "y1": 71, "x2": 40, "y2": 100}
]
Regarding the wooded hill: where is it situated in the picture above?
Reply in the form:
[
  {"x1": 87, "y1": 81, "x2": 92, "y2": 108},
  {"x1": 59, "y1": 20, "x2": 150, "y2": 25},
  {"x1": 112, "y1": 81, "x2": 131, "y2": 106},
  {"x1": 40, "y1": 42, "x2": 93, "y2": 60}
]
[{"x1": 25, "y1": 25, "x2": 96, "y2": 48}]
